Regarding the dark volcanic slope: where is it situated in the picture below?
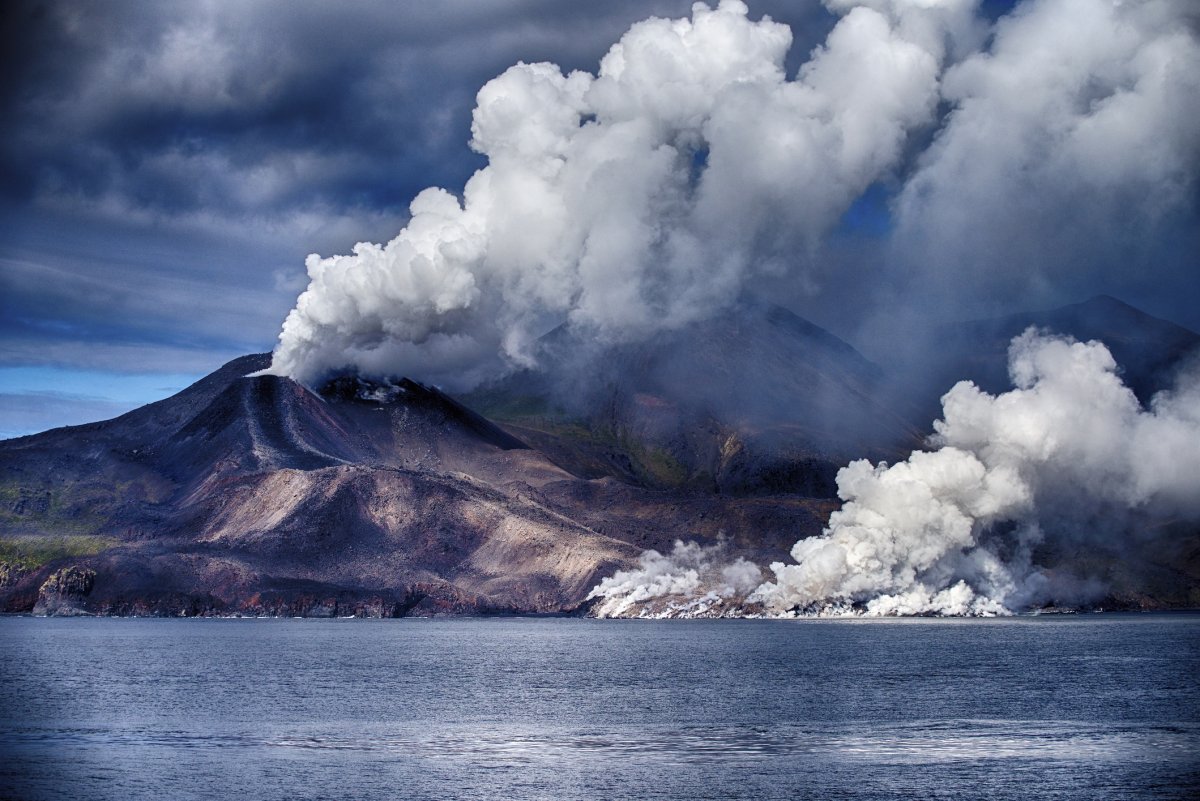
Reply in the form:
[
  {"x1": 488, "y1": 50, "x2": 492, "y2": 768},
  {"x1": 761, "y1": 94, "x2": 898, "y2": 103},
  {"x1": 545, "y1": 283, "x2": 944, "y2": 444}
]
[
  {"x1": 0, "y1": 354, "x2": 827, "y2": 617},
  {"x1": 0, "y1": 358, "x2": 629, "y2": 615}
]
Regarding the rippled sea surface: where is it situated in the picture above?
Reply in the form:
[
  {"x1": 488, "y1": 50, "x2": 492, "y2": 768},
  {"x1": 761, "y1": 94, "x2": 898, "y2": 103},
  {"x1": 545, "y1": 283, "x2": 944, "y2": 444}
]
[{"x1": 1, "y1": 615, "x2": 1197, "y2": 800}]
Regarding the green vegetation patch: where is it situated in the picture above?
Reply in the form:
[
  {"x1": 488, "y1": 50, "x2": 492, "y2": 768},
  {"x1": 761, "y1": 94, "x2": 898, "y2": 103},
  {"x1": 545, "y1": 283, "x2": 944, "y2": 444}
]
[
  {"x1": 458, "y1": 388, "x2": 561, "y2": 423},
  {"x1": 628, "y1": 442, "x2": 689, "y2": 486},
  {"x1": 0, "y1": 477, "x2": 134, "y2": 536},
  {"x1": 0, "y1": 535, "x2": 120, "y2": 571}
]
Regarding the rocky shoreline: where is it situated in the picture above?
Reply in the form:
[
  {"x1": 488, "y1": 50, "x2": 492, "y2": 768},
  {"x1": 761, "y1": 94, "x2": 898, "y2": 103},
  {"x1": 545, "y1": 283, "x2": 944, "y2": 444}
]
[{"x1": 6, "y1": 559, "x2": 1192, "y2": 620}]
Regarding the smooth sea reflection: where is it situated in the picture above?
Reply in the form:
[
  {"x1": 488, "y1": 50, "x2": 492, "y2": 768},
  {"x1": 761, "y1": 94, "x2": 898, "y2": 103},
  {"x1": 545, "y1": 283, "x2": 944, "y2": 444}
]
[{"x1": 1, "y1": 615, "x2": 1197, "y2": 800}]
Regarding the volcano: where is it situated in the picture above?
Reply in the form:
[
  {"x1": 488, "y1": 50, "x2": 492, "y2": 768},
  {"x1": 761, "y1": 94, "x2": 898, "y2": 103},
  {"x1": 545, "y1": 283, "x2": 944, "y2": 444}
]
[
  {"x1": 1, "y1": 299, "x2": 1198, "y2": 616},
  {"x1": 462, "y1": 302, "x2": 925, "y2": 495}
]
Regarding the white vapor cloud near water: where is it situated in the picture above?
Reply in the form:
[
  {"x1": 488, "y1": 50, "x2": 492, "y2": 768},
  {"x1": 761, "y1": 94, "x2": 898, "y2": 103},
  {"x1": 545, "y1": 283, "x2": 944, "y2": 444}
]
[
  {"x1": 589, "y1": 540, "x2": 763, "y2": 618},
  {"x1": 588, "y1": 330, "x2": 1200, "y2": 617},
  {"x1": 264, "y1": 0, "x2": 979, "y2": 389}
]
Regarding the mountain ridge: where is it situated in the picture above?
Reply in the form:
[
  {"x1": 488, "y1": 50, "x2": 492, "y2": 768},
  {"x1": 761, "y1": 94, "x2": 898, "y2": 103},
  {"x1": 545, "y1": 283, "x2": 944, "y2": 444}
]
[{"x1": 2, "y1": 297, "x2": 1198, "y2": 616}]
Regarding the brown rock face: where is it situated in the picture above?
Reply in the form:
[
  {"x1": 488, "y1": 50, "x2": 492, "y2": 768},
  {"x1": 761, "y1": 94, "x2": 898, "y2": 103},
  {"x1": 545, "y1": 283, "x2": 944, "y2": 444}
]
[
  {"x1": 33, "y1": 566, "x2": 96, "y2": 616},
  {"x1": 0, "y1": 562, "x2": 27, "y2": 588},
  {"x1": 40, "y1": 566, "x2": 96, "y2": 596}
]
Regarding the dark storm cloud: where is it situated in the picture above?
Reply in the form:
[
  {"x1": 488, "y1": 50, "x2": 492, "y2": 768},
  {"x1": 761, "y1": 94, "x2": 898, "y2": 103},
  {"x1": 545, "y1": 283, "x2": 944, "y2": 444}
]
[
  {"x1": 0, "y1": 0, "x2": 834, "y2": 385},
  {"x1": 2, "y1": 0, "x2": 1197, "y2": 439},
  {"x1": 0, "y1": 1, "x2": 832, "y2": 220}
]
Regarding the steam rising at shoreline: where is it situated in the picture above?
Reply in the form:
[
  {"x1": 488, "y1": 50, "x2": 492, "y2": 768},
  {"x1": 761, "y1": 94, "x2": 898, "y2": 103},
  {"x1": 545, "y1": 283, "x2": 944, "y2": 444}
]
[
  {"x1": 589, "y1": 540, "x2": 763, "y2": 618},
  {"x1": 587, "y1": 330, "x2": 1200, "y2": 617}
]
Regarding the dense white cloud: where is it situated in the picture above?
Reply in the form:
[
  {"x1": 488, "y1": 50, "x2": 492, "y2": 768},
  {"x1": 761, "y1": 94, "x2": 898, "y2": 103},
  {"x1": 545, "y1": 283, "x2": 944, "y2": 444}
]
[
  {"x1": 891, "y1": 0, "x2": 1200, "y2": 308},
  {"x1": 751, "y1": 330, "x2": 1200, "y2": 615},
  {"x1": 6, "y1": 0, "x2": 1199, "y2": 427},
  {"x1": 267, "y1": 0, "x2": 973, "y2": 388},
  {"x1": 267, "y1": 0, "x2": 1200, "y2": 388}
]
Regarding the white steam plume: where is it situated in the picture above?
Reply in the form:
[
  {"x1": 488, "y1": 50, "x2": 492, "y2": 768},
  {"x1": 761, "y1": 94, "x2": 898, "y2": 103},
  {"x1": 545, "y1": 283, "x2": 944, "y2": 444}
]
[
  {"x1": 591, "y1": 330, "x2": 1200, "y2": 616},
  {"x1": 754, "y1": 329, "x2": 1200, "y2": 615},
  {"x1": 588, "y1": 540, "x2": 763, "y2": 619},
  {"x1": 891, "y1": 0, "x2": 1200, "y2": 307},
  {"x1": 265, "y1": 0, "x2": 976, "y2": 389}
]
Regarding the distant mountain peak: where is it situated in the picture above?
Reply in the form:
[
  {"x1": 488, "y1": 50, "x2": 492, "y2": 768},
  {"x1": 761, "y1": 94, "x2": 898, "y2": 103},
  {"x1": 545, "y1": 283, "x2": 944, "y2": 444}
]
[
  {"x1": 922, "y1": 294, "x2": 1200, "y2": 408},
  {"x1": 1082, "y1": 293, "x2": 1126, "y2": 308}
]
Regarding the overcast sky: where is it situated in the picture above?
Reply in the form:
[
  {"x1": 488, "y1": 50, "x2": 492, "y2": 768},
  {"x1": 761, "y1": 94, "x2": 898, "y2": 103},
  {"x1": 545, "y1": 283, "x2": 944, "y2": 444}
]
[{"x1": 1, "y1": 0, "x2": 1196, "y2": 438}]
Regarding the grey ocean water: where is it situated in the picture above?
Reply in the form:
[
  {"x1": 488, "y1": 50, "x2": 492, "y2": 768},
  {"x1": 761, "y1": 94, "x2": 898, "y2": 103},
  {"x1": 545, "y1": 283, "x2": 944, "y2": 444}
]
[{"x1": 0, "y1": 615, "x2": 1197, "y2": 801}]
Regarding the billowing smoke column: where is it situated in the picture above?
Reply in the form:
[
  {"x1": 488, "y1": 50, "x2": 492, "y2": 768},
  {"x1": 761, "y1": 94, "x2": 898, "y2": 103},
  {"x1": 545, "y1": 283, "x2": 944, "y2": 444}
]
[
  {"x1": 261, "y1": 0, "x2": 1200, "y2": 615},
  {"x1": 265, "y1": 0, "x2": 976, "y2": 389},
  {"x1": 264, "y1": 0, "x2": 1200, "y2": 388},
  {"x1": 589, "y1": 330, "x2": 1200, "y2": 617}
]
